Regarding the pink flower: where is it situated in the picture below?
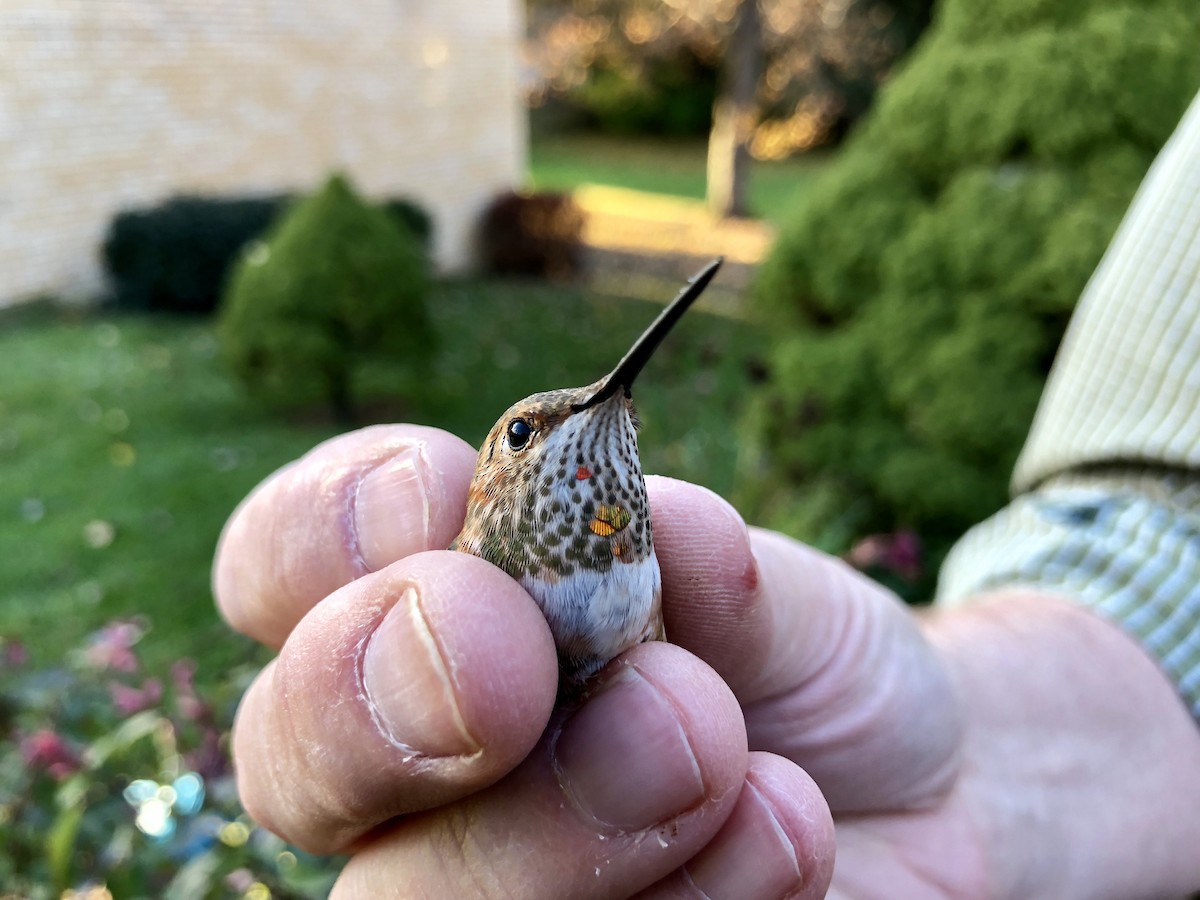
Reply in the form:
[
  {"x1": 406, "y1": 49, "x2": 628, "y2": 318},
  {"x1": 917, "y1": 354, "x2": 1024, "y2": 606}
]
[
  {"x1": 185, "y1": 726, "x2": 229, "y2": 780},
  {"x1": 225, "y1": 869, "x2": 256, "y2": 893},
  {"x1": 170, "y1": 659, "x2": 211, "y2": 722},
  {"x1": 176, "y1": 694, "x2": 208, "y2": 722},
  {"x1": 1, "y1": 637, "x2": 28, "y2": 668},
  {"x1": 884, "y1": 529, "x2": 923, "y2": 581},
  {"x1": 109, "y1": 677, "x2": 163, "y2": 715},
  {"x1": 846, "y1": 533, "x2": 888, "y2": 570},
  {"x1": 83, "y1": 621, "x2": 143, "y2": 673},
  {"x1": 170, "y1": 659, "x2": 197, "y2": 693},
  {"x1": 20, "y1": 729, "x2": 80, "y2": 780},
  {"x1": 846, "y1": 529, "x2": 924, "y2": 582}
]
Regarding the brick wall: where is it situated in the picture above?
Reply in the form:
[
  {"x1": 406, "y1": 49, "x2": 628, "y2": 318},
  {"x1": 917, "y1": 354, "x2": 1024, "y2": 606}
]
[{"x1": 0, "y1": 0, "x2": 527, "y2": 305}]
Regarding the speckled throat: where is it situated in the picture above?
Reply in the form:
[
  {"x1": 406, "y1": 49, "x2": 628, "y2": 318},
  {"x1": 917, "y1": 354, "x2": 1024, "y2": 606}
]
[
  {"x1": 450, "y1": 259, "x2": 722, "y2": 692},
  {"x1": 458, "y1": 386, "x2": 650, "y2": 579}
]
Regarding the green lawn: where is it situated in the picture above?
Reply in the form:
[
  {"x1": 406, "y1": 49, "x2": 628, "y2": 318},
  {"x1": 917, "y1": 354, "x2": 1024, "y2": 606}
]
[
  {"x1": 0, "y1": 282, "x2": 764, "y2": 685},
  {"x1": 529, "y1": 132, "x2": 828, "y2": 224}
]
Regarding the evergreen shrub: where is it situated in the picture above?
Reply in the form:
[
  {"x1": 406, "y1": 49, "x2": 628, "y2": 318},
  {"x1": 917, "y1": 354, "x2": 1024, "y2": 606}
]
[
  {"x1": 751, "y1": 0, "x2": 1200, "y2": 568},
  {"x1": 103, "y1": 194, "x2": 431, "y2": 315},
  {"x1": 103, "y1": 196, "x2": 289, "y2": 314},
  {"x1": 217, "y1": 174, "x2": 434, "y2": 422}
]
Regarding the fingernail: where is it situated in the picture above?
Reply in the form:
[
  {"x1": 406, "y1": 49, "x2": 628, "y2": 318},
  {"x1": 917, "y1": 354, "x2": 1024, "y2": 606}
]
[
  {"x1": 361, "y1": 587, "x2": 479, "y2": 757},
  {"x1": 554, "y1": 667, "x2": 705, "y2": 831},
  {"x1": 354, "y1": 446, "x2": 431, "y2": 571},
  {"x1": 685, "y1": 782, "x2": 802, "y2": 900}
]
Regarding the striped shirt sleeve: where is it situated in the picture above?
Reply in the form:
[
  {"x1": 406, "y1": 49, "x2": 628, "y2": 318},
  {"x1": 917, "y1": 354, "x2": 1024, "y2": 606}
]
[{"x1": 936, "y1": 91, "x2": 1200, "y2": 723}]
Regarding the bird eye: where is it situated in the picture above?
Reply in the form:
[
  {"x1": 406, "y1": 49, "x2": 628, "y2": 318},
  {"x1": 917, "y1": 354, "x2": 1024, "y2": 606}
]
[{"x1": 505, "y1": 418, "x2": 533, "y2": 450}]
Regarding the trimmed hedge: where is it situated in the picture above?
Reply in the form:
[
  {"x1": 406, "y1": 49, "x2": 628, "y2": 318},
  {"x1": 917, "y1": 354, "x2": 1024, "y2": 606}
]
[
  {"x1": 103, "y1": 194, "x2": 431, "y2": 315},
  {"x1": 751, "y1": 0, "x2": 1200, "y2": 567},
  {"x1": 103, "y1": 196, "x2": 289, "y2": 314},
  {"x1": 479, "y1": 190, "x2": 585, "y2": 279}
]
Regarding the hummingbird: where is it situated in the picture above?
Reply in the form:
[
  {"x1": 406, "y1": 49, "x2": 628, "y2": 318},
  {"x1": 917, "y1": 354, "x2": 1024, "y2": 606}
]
[{"x1": 451, "y1": 259, "x2": 723, "y2": 695}]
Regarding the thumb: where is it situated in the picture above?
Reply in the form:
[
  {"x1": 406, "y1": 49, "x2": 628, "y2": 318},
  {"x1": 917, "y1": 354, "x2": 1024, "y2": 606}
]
[
  {"x1": 741, "y1": 529, "x2": 962, "y2": 812},
  {"x1": 648, "y1": 477, "x2": 961, "y2": 812}
]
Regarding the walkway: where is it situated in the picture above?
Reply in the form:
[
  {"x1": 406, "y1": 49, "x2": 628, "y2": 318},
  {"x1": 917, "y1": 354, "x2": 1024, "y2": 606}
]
[{"x1": 572, "y1": 185, "x2": 776, "y2": 313}]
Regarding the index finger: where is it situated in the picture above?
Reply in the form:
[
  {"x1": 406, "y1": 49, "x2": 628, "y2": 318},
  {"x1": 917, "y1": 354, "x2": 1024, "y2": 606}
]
[{"x1": 213, "y1": 424, "x2": 477, "y2": 648}]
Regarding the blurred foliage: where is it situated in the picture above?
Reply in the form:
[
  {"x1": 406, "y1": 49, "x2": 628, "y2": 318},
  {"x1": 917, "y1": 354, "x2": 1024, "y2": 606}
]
[
  {"x1": 0, "y1": 282, "x2": 770, "y2": 894},
  {"x1": 381, "y1": 197, "x2": 435, "y2": 251},
  {"x1": 102, "y1": 195, "x2": 431, "y2": 317},
  {"x1": 103, "y1": 196, "x2": 290, "y2": 316},
  {"x1": 0, "y1": 310, "x2": 323, "y2": 684},
  {"x1": 568, "y1": 50, "x2": 718, "y2": 137},
  {"x1": 217, "y1": 174, "x2": 434, "y2": 423},
  {"x1": 479, "y1": 190, "x2": 586, "y2": 278},
  {"x1": 0, "y1": 283, "x2": 760, "y2": 675},
  {"x1": 526, "y1": 0, "x2": 933, "y2": 152},
  {"x1": 0, "y1": 624, "x2": 340, "y2": 897},
  {"x1": 751, "y1": 0, "x2": 1200, "y2": 583},
  {"x1": 529, "y1": 131, "x2": 833, "y2": 224}
]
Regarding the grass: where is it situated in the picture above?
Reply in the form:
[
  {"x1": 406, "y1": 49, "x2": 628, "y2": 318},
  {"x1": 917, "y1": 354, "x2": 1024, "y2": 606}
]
[
  {"x1": 0, "y1": 282, "x2": 765, "y2": 685},
  {"x1": 0, "y1": 309, "x2": 322, "y2": 683},
  {"x1": 529, "y1": 132, "x2": 829, "y2": 224}
]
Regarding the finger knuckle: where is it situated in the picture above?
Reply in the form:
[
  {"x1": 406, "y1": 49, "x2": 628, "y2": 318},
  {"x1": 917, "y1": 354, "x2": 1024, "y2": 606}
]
[{"x1": 426, "y1": 803, "x2": 521, "y2": 900}]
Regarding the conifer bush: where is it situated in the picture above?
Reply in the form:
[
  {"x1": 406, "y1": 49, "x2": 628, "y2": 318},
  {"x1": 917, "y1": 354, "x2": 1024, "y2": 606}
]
[
  {"x1": 103, "y1": 194, "x2": 430, "y2": 316},
  {"x1": 752, "y1": 0, "x2": 1200, "y2": 563},
  {"x1": 217, "y1": 174, "x2": 433, "y2": 423}
]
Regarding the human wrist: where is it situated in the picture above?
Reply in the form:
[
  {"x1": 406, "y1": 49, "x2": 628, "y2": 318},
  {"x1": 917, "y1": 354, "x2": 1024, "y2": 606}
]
[{"x1": 925, "y1": 590, "x2": 1200, "y2": 899}]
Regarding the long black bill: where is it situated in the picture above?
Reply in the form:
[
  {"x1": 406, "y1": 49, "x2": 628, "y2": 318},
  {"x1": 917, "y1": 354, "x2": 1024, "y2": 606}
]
[{"x1": 573, "y1": 257, "x2": 723, "y2": 412}]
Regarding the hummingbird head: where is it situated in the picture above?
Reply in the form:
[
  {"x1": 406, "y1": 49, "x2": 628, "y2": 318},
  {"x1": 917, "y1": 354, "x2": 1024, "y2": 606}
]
[
  {"x1": 452, "y1": 259, "x2": 723, "y2": 581},
  {"x1": 457, "y1": 378, "x2": 644, "y2": 578}
]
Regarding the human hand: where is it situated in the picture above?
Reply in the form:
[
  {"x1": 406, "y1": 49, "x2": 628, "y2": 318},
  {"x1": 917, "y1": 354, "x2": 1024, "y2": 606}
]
[
  {"x1": 214, "y1": 425, "x2": 1200, "y2": 898},
  {"x1": 213, "y1": 425, "x2": 834, "y2": 898}
]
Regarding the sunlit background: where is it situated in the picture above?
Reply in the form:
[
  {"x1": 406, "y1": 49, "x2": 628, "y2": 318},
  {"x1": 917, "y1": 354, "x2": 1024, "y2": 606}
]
[{"x1": 2, "y1": 0, "x2": 1198, "y2": 894}]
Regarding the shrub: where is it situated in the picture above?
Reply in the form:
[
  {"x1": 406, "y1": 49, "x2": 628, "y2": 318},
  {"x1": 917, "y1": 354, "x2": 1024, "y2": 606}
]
[
  {"x1": 479, "y1": 190, "x2": 585, "y2": 278},
  {"x1": 569, "y1": 56, "x2": 718, "y2": 137},
  {"x1": 217, "y1": 174, "x2": 434, "y2": 423},
  {"x1": 103, "y1": 193, "x2": 432, "y2": 315},
  {"x1": 751, "y1": 0, "x2": 1200, "y2": 572},
  {"x1": 0, "y1": 624, "x2": 340, "y2": 896},
  {"x1": 382, "y1": 197, "x2": 435, "y2": 250},
  {"x1": 103, "y1": 196, "x2": 290, "y2": 314}
]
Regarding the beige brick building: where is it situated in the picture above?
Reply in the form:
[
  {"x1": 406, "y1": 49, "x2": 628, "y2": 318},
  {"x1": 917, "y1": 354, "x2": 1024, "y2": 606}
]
[{"x1": 0, "y1": 0, "x2": 527, "y2": 306}]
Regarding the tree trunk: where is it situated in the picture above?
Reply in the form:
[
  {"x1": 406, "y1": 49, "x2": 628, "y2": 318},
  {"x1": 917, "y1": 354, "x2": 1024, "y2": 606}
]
[{"x1": 707, "y1": 0, "x2": 762, "y2": 219}]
